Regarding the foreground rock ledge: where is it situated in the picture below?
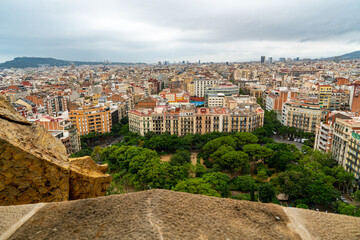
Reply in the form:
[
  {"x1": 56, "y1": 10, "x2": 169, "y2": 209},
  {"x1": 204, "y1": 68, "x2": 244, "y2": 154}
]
[
  {"x1": 0, "y1": 95, "x2": 111, "y2": 206},
  {"x1": 1, "y1": 190, "x2": 360, "y2": 240}
]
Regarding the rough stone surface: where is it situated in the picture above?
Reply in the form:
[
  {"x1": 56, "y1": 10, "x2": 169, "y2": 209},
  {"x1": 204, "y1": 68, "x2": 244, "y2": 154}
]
[
  {"x1": 0, "y1": 94, "x2": 111, "y2": 206},
  {"x1": 4, "y1": 189, "x2": 360, "y2": 240},
  {"x1": 69, "y1": 156, "x2": 111, "y2": 200},
  {"x1": 0, "y1": 203, "x2": 38, "y2": 236}
]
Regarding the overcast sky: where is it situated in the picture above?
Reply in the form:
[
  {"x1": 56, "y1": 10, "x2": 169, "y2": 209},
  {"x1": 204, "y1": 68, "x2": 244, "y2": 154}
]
[{"x1": 1, "y1": 0, "x2": 359, "y2": 63}]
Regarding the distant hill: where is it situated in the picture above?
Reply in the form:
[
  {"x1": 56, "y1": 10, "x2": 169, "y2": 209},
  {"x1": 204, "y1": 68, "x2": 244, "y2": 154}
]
[
  {"x1": 316, "y1": 50, "x2": 360, "y2": 61},
  {"x1": 0, "y1": 57, "x2": 144, "y2": 69},
  {"x1": 336, "y1": 50, "x2": 360, "y2": 60}
]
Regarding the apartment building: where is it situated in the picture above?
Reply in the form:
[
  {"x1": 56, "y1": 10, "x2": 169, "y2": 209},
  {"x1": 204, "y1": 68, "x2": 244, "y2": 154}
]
[
  {"x1": 314, "y1": 112, "x2": 360, "y2": 187},
  {"x1": 330, "y1": 90, "x2": 350, "y2": 110},
  {"x1": 3, "y1": 91, "x2": 28, "y2": 103},
  {"x1": 318, "y1": 85, "x2": 332, "y2": 109},
  {"x1": 128, "y1": 104, "x2": 264, "y2": 136},
  {"x1": 187, "y1": 83, "x2": 194, "y2": 96},
  {"x1": 205, "y1": 84, "x2": 239, "y2": 97},
  {"x1": 265, "y1": 89, "x2": 298, "y2": 113},
  {"x1": 332, "y1": 117, "x2": 360, "y2": 167},
  {"x1": 282, "y1": 99, "x2": 323, "y2": 133},
  {"x1": 350, "y1": 82, "x2": 360, "y2": 113},
  {"x1": 225, "y1": 95, "x2": 257, "y2": 109},
  {"x1": 194, "y1": 79, "x2": 219, "y2": 97},
  {"x1": 204, "y1": 84, "x2": 239, "y2": 105},
  {"x1": 314, "y1": 112, "x2": 355, "y2": 153},
  {"x1": 69, "y1": 106, "x2": 112, "y2": 135},
  {"x1": 206, "y1": 93, "x2": 225, "y2": 107},
  {"x1": 159, "y1": 88, "x2": 190, "y2": 104},
  {"x1": 346, "y1": 131, "x2": 360, "y2": 187}
]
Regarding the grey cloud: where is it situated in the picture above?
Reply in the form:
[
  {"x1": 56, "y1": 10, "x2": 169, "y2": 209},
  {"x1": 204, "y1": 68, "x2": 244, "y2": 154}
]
[{"x1": 0, "y1": 0, "x2": 359, "y2": 62}]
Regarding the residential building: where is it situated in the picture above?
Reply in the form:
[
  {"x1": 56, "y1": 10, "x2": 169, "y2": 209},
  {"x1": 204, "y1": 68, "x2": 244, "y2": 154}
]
[
  {"x1": 128, "y1": 103, "x2": 264, "y2": 136},
  {"x1": 346, "y1": 131, "x2": 360, "y2": 187},
  {"x1": 314, "y1": 112, "x2": 354, "y2": 153},
  {"x1": 194, "y1": 79, "x2": 219, "y2": 97},
  {"x1": 265, "y1": 89, "x2": 297, "y2": 113},
  {"x1": 332, "y1": 117, "x2": 360, "y2": 167},
  {"x1": 43, "y1": 95, "x2": 70, "y2": 116},
  {"x1": 282, "y1": 99, "x2": 323, "y2": 133},
  {"x1": 69, "y1": 106, "x2": 112, "y2": 135},
  {"x1": 205, "y1": 84, "x2": 239, "y2": 97},
  {"x1": 206, "y1": 93, "x2": 225, "y2": 107},
  {"x1": 159, "y1": 88, "x2": 190, "y2": 105},
  {"x1": 318, "y1": 85, "x2": 332, "y2": 109},
  {"x1": 187, "y1": 83, "x2": 194, "y2": 96}
]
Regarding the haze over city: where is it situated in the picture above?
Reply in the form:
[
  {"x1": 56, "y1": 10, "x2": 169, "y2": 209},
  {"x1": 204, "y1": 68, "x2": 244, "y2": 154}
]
[{"x1": 1, "y1": 0, "x2": 360, "y2": 63}]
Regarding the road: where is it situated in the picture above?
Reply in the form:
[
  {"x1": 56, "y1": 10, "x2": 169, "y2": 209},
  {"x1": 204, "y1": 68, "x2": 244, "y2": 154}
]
[
  {"x1": 96, "y1": 136, "x2": 124, "y2": 148},
  {"x1": 271, "y1": 135, "x2": 303, "y2": 150}
]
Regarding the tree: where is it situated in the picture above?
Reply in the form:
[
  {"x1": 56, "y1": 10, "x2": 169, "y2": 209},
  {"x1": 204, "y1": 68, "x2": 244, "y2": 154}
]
[
  {"x1": 232, "y1": 193, "x2": 251, "y2": 201},
  {"x1": 202, "y1": 136, "x2": 237, "y2": 160},
  {"x1": 354, "y1": 190, "x2": 360, "y2": 202},
  {"x1": 296, "y1": 204, "x2": 309, "y2": 209},
  {"x1": 229, "y1": 176, "x2": 255, "y2": 191},
  {"x1": 137, "y1": 160, "x2": 188, "y2": 190},
  {"x1": 333, "y1": 166, "x2": 354, "y2": 195},
  {"x1": 91, "y1": 146, "x2": 102, "y2": 163},
  {"x1": 257, "y1": 169, "x2": 268, "y2": 181},
  {"x1": 210, "y1": 145, "x2": 235, "y2": 161},
  {"x1": 214, "y1": 151, "x2": 250, "y2": 174},
  {"x1": 305, "y1": 180, "x2": 339, "y2": 205},
  {"x1": 337, "y1": 202, "x2": 360, "y2": 217},
  {"x1": 234, "y1": 132, "x2": 258, "y2": 149},
  {"x1": 258, "y1": 183, "x2": 276, "y2": 203},
  {"x1": 144, "y1": 131, "x2": 157, "y2": 141},
  {"x1": 242, "y1": 144, "x2": 274, "y2": 163},
  {"x1": 173, "y1": 178, "x2": 221, "y2": 197},
  {"x1": 252, "y1": 127, "x2": 270, "y2": 143},
  {"x1": 250, "y1": 185, "x2": 255, "y2": 201},
  {"x1": 111, "y1": 123, "x2": 123, "y2": 136},
  {"x1": 170, "y1": 150, "x2": 191, "y2": 166},
  {"x1": 265, "y1": 143, "x2": 299, "y2": 171},
  {"x1": 195, "y1": 163, "x2": 206, "y2": 177},
  {"x1": 120, "y1": 116, "x2": 129, "y2": 125},
  {"x1": 202, "y1": 172, "x2": 230, "y2": 197},
  {"x1": 277, "y1": 170, "x2": 305, "y2": 199}
]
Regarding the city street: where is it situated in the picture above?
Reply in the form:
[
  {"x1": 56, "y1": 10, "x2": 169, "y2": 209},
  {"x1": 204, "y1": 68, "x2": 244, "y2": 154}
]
[{"x1": 271, "y1": 135, "x2": 303, "y2": 150}]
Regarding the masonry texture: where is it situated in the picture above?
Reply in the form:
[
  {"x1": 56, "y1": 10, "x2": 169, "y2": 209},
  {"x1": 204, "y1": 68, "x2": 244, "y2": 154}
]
[{"x1": 0, "y1": 94, "x2": 111, "y2": 206}]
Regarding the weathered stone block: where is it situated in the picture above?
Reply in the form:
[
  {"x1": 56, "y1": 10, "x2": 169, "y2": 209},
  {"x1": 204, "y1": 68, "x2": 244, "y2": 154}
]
[{"x1": 0, "y1": 95, "x2": 111, "y2": 206}]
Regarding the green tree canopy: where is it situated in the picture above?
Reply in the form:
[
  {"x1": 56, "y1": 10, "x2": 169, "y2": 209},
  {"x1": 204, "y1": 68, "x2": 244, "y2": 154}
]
[
  {"x1": 234, "y1": 132, "x2": 258, "y2": 149},
  {"x1": 258, "y1": 183, "x2": 276, "y2": 203},
  {"x1": 202, "y1": 136, "x2": 237, "y2": 160},
  {"x1": 202, "y1": 172, "x2": 230, "y2": 197},
  {"x1": 242, "y1": 144, "x2": 274, "y2": 163},
  {"x1": 173, "y1": 178, "x2": 221, "y2": 197},
  {"x1": 229, "y1": 176, "x2": 255, "y2": 191},
  {"x1": 170, "y1": 150, "x2": 191, "y2": 166},
  {"x1": 214, "y1": 150, "x2": 250, "y2": 174}
]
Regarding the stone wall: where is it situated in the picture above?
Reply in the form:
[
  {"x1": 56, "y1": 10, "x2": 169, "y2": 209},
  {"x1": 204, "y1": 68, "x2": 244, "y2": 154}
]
[
  {"x1": 69, "y1": 156, "x2": 111, "y2": 200},
  {"x1": 0, "y1": 94, "x2": 111, "y2": 206},
  {"x1": 0, "y1": 141, "x2": 70, "y2": 205}
]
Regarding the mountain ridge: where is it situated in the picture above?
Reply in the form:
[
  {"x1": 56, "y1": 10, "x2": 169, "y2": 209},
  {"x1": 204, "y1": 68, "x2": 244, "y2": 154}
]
[{"x1": 0, "y1": 57, "x2": 145, "y2": 69}]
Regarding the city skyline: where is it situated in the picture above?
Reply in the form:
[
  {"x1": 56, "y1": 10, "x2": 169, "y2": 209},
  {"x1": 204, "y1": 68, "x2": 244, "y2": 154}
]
[{"x1": 1, "y1": 0, "x2": 360, "y2": 63}]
